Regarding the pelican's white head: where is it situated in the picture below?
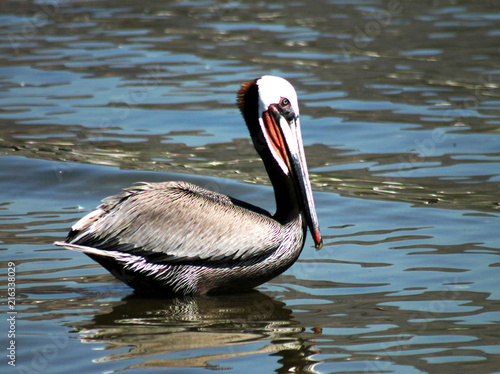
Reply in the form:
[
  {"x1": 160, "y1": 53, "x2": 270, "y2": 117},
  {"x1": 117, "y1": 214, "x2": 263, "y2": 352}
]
[{"x1": 256, "y1": 75, "x2": 300, "y2": 118}]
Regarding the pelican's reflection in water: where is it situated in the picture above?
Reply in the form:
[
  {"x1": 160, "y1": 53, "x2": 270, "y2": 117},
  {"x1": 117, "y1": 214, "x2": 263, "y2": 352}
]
[{"x1": 73, "y1": 291, "x2": 318, "y2": 371}]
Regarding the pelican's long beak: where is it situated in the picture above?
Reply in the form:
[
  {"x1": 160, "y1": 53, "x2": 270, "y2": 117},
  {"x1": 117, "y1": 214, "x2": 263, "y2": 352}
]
[{"x1": 263, "y1": 106, "x2": 323, "y2": 249}]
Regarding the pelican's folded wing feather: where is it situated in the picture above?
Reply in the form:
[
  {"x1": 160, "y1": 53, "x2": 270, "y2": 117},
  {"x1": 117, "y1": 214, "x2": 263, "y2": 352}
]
[{"x1": 60, "y1": 182, "x2": 283, "y2": 264}]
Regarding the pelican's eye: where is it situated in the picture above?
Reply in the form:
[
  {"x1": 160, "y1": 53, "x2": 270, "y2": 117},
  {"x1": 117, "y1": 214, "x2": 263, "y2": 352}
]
[
  {"x1": 280, "y1": 97, "x2": 290, "y2": 108},
  {"x1": 278, "y1": 97, "x2": 295, "y2": 121}
]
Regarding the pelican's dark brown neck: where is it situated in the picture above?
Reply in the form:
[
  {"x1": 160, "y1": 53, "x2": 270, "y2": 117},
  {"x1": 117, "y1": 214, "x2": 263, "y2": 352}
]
[{"x1": 237, "y1": 79, "x2": 301, "y2": 225}]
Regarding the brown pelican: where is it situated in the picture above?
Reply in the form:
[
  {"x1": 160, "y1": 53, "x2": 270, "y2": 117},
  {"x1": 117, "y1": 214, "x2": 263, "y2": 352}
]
[{"x1": 55, "y1": 76, "x2": 322, "y2": 296}]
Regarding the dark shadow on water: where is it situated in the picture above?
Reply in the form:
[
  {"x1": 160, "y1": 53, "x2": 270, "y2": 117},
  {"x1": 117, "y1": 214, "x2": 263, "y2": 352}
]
[{"x1": 72, "y1": 291, "x2": 319, "y2": 372}]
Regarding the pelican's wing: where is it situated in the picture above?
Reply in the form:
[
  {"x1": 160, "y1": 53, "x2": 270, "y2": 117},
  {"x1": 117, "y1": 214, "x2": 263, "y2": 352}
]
[{"x1": 57, "y1": 182, "x2": 284, "y2": 264}]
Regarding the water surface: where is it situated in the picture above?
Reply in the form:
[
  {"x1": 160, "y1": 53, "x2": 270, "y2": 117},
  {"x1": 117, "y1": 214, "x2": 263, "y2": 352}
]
[{"x1": 1, "y1": 1, "x2": 499, "y2": 373}]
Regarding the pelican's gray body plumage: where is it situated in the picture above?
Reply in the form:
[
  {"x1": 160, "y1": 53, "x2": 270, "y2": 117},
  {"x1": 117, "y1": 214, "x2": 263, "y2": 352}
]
[{"x1": 55, "y1": 76, "x2": 322, "y2": 296}]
